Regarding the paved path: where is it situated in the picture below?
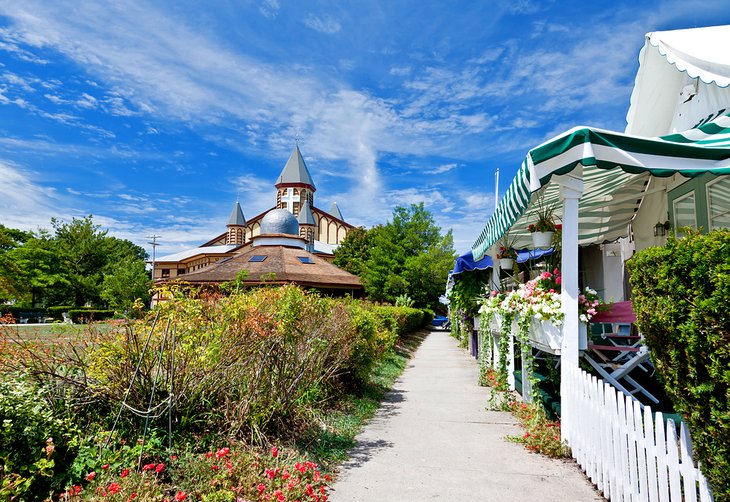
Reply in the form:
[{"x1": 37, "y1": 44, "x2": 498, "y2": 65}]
[{"x1": 330, "y1": 330, "x2": 603, "y2": 501}]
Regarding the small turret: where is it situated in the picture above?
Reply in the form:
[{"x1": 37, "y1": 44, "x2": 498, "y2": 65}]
[{"x1": 226, "y1": 201, "x2": 246, "y2": 245}]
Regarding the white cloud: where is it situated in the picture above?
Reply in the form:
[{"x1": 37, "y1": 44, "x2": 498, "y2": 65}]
[
  {"x1": 0, "y1": 160, "x2": 69, "y2": 230},
  {"x1": 425, "y1": 163, "x2": 458, "y2": 174},
  {"x1": 303, "y1": 14, "x2": 341, "y2": 34},
  {"x1": 258, "y1": 0, "x2": 280, "y2": 19},
  {"x1": 389, "y1": 66, "x2": 411, "y2": 76}
]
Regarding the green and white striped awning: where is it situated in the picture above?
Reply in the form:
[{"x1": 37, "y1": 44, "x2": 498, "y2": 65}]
[{"x1": 471, "y1": 112, "x2": 730, "y2": 260}]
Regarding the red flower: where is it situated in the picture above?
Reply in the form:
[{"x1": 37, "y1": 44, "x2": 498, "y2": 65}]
[
  {"x1": 142, "y1": 463, "x2": 155, "y2": 471},
  {"x1": 266, "y1": 468, "x2": 276, "y2": 479},
  {"x1": 108, "y1": 482, "x2": 121, "y2": 494},
  {"x1": 274, "y1": 489, "x2": 284, "y2": 501},
  {"x1": 120, "y1": 468, "x2": 129, "y2": 478},
  {"x1": 211, "y1": 465, "x2": 219, "y2": 470},
  {"x1": 155, "y1": 463, "x2": 164, "y2": 473},
  {"x1": 271, "y1": 446, "x2": 278, "y2": 458},
  {"x1": 306, "y1": 484, "x2": 314, "y2": 496},
  {"x1": 257, "y1": 483, "x2": 266, "y2": 494},
  {"x1": 86, "y1": 471, "x2": 96, "y2": 481},
  {"x1": 282, "y1": 471, "x2": 291, "y2": 480},
  {"x1": 171, "y1": 455, "x2": 178, "y2": 461},
  {"x1": 205, "y1": 452, "x2": 213, "y2": 459},
  {"x1": 128, "y1": 493, "x2": 138, "y2": 501},
  {"x1": 324, "y1": 474, "x2": 331, "y2": 482},
  {"x1": 523, "y1": 432, "x2": 530, "y2": 439},
  {"x1": 73, "y1": 485, "x2": 82, "y2": 494},
  {"x1": 101, "y1": 463, "x2": 110, "y2": 470},
  {"x1": 215, "y1": 447, "x2": 230, "y2": 458},
  {"x1": 175, "y1": 491, "x2": 187, "y2": 501}
]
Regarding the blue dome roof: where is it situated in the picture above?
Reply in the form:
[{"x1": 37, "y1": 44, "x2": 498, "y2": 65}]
[{"x1": 260, "y1": 209, "x2": 299, "y2": 235}]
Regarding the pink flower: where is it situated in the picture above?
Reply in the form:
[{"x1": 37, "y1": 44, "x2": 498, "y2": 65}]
[
  {"x1": 216, "y1": 447, "x2": 230, "y2": 458},
  {"x1": 266, "y1": 468, "x2": 276, "y2": 479},
  {"x1": 257, "y1": 483, "x2": 266, "y2": 494},
  {"x1": 555, "y1": 276, "x2": 561, "y2": 285}
]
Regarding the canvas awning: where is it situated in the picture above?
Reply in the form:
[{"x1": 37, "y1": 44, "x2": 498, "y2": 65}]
[
  {"x1": 452, "y1": 247, "x2": 553, "y2": 275},
  {"x1": 471, "y1": 112, "x2": 730, "y2": 260},
  {"x1": 627, "y1": 25, "x2": 730, "y2": 137}
]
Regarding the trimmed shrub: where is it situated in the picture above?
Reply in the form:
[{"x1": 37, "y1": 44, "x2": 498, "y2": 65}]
[{"x1": 627, "y1": 230, "x2": 730, "y2": 499}]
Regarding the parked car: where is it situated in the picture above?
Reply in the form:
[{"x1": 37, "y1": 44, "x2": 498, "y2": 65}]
[{"x1": 431, "y1": 315, "x2": 450, "y2": 329}]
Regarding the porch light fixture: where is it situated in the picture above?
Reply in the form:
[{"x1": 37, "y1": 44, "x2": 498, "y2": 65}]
[{"x1": 653, "y1": 221, "x2": 670, "y2": 237}]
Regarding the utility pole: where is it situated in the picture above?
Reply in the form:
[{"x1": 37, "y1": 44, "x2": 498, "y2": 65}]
[{"x1": 147, "y1": 235, "x2": 161, "y2": 308}]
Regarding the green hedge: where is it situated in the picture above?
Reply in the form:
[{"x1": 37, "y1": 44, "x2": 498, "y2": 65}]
[
  {"x1": 627, "y1": 230, "x2": 730, "y2": 500},
  {"x1": 67, "y1": 309, "x2": 114, "y2": 323}
]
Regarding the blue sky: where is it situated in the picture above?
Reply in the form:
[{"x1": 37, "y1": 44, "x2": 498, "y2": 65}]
[{"x1": 1, "y1": 1, "x2": 729, "y2": 256}]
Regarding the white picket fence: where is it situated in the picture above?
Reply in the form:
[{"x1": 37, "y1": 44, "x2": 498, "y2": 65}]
[{"x1": 564, "y1": 364, "x2": 714, "y2": 502}]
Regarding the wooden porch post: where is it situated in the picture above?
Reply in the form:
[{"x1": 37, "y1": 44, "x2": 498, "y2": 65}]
[{"x1": 557, "y1": 171, "x2": 584, "y2": 445}]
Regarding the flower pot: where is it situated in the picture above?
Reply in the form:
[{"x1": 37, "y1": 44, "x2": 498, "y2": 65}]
[
  {"x1": 531, "y1": 231, "x2": 554, "y2": 249},
  {"x1": 499, "y1": 258, "x2": 514, "y2": 269}
]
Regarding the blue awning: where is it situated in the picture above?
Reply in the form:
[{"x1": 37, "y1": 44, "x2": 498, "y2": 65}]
[{"x1": 451, "y1": 247, "x2": 554, "y2": 275}]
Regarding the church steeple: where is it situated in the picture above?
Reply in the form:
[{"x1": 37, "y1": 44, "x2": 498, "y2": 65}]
[
  {"x1": 276, "y1": 145, "x2": 316, "y2": 190},
  {"x1": 226, "y1": 201, "x2": 246, "y2": 245},
  {"x1": 276, "y1": 145, "x2": 316, "y2": 217}
]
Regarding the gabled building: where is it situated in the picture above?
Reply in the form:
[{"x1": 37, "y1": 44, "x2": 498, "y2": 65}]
[{"x1": 153, "y1": 145, "x2": 355, "y2": 282}]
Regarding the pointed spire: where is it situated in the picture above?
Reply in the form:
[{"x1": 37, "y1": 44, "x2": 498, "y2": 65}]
[
  {"x1": 276, "y1": 145, "x2": 316, "y2": 190},
  {"x1": 227, "y1": 201, "x2": 246, "y2": 226},
  {"x1": 297, "y1": 200, "x2": 316, "y2": 226},
  {"x1": 329, "y1": 202, "x2": 343, "y2": 220}
]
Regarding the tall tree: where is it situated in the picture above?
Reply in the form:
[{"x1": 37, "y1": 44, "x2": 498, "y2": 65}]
[{"x1": 362, "y1": 203, "x2": 455, "y2": 309}]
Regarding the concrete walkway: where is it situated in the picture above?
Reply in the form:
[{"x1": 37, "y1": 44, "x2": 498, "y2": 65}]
[{"x1": 330, "y1": 330, "x2": 603, "y2": 501}]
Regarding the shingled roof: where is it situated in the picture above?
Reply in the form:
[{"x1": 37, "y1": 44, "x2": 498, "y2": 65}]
[{"x1": 180, "y1": 241, "x2": 362, "y2": 290}]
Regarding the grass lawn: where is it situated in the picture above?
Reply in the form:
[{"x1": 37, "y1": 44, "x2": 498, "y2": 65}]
[{"x1": 296, "y1": 328, "x2": 429, "y2": 471}]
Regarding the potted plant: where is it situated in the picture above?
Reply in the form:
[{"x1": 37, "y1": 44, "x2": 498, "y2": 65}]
[
  {"x1": 496, "y1": 234, "x2": 518, "y2": 270},
  {"x1": 528, "y1": 197, "x2": 557, "y2": 248}
]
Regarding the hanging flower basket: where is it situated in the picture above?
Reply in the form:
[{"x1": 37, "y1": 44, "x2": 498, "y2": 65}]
[
  {"x1": 531, "y1": 231, "x2": 554, "y2": 249},
  {"x1": 499, "y1": 258, "x2": 515, "y2": 269}
]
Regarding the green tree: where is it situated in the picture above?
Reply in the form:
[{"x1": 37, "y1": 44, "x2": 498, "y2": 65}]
[
  {"x1": 101, "y1": 256, "x2": 151, "y2": 312},
  {"x1": 333, "y1": 227, "x2": 372, "y2": 277},
  {"x1": 8, "y1": 233, "x2": 70, "y2": 307},
  {"x1": 363, "y1": 203, "x2": 455, "y2": 309},
  {"x1": 0, "y1": 224, "x2": 33, "y2": 302}
]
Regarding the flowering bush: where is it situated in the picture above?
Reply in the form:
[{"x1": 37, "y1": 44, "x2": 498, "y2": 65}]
[
  {"x1": 62, "y1": 445, "x2": 330, "y2": 501},
  {"x1": 578, "y1": 287, "x2": 601, "y2": 323},
  {"x1": 505, "y1": 400, "x2": 568, "y2": 458}
]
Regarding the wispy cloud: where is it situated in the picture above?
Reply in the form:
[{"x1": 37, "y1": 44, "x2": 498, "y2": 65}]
[
  {"x1": 425, "y1": 163, "x2": 458, "y2": 175},
  {"x1": 258, "y1": 0, "x2": 280, "y2": 19},
  {"x1": 303, "y1": 14, "x2": 341, "y2": 34}
]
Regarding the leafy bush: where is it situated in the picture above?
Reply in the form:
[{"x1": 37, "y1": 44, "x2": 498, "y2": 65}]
[
  {"x1": 627, "y1": 230, "x2": 730, "y2": 499},
  {"x1": 0, "y1": 376, "x2": 78, "y2": 499}
]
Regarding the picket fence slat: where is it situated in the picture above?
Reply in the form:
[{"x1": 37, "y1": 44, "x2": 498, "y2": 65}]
[
  {"x1": 643, "y1": 406, "x2": 659, "y2": 502},
  {"x1": 655, "y1": 412, "x2": 670, "y2": 502},
  {"x1": 561, "y1": 365, "x2": 714, "y2": 502},
  {"x1": 633, "y1": 399, "x2": 649, "y2": 502}
]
